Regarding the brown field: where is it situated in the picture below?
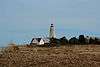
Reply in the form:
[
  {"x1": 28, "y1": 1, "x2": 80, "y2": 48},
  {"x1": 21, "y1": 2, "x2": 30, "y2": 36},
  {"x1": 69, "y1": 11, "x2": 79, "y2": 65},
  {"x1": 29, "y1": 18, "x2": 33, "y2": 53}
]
[{"x1": 0, "y1": 45, "x2": 100, "y2": 67}]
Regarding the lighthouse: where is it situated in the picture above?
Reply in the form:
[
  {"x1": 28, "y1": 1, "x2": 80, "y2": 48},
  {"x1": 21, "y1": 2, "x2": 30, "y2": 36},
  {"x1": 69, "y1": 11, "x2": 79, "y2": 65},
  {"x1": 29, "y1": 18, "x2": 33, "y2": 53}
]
[{"x1": 49, "y1": 24, "x2": 56, "y2": 38}]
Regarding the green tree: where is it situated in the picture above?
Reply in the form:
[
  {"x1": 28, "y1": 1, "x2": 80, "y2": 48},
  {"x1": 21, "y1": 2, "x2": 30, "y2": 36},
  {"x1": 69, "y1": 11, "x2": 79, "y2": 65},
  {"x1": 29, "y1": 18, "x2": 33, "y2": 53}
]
[
  {"x1": 79, "y1": 35, "x2": 85, "y2": 44},
  {"x1": 60, "y1": 36, "x2": 68, "y2": 45},
  {"x1": 69, "y1": 37, "x2": 79, "y2": 44}
]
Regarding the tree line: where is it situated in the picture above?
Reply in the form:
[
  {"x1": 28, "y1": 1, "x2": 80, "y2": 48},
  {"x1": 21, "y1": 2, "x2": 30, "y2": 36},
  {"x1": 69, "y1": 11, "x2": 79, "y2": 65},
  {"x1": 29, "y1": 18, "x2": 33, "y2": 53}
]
[{"x1": 50, "y1": 35, "x2": 100, "y2": 47}]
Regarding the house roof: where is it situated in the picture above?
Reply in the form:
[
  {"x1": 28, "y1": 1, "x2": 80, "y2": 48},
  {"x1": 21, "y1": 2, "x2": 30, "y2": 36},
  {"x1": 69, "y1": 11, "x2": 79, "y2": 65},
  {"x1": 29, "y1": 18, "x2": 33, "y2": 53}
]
[
  {"x1": 32, "y1": 38, "x2": 41, "y2": 42},
  {"x1": 36, "y1": 38, "x2": 41, "y2": 42}
]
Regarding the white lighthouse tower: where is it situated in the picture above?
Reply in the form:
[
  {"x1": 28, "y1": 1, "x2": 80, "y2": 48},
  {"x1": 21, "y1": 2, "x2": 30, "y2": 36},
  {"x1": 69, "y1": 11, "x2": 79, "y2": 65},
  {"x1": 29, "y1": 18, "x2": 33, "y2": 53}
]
[{"x1": 49, "y1": 24, "x2": 56, "y2": 38}]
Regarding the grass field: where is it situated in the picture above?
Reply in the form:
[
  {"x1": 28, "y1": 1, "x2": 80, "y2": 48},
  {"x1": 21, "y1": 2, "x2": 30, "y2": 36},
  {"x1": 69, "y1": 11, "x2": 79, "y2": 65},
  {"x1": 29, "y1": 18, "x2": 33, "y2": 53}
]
[{"x1": 0, "y1": 45, "x2": 100, "y2": 67}]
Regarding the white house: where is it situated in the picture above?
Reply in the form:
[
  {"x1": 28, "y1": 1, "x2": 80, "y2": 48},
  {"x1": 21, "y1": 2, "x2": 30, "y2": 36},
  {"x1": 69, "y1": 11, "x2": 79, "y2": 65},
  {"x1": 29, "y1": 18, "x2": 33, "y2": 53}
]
[
  {"x1": 30, "y1": 38, "x2": 50, "y2": 46},
  {"x1": 31, "y1": 38, "x2": 38, "y2": 44},
  {"x1": 85, "y1": 36, "x2": 90, "y2": 44},
  {"x1": 38, "y1": 38, "x2": 44, "y2": 45}
]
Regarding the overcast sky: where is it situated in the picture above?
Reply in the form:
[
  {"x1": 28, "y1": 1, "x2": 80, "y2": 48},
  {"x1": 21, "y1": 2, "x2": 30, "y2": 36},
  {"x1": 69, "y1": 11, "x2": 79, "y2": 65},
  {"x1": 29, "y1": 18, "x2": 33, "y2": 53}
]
[{"x1": 0, "y1": 0, "x2": 99, "y2": 46}]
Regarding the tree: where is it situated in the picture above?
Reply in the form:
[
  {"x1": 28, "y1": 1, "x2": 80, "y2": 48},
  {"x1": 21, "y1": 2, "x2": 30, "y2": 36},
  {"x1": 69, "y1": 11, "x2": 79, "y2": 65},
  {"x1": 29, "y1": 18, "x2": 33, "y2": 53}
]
[
  {"x1": 79, "y1": 35, "x2": 85, "y2": 44},
  {"x1": 95, "y1": 37, "x2": 100, "y2": 44},
  {"x1": 50, "y1": 38, "x2": 58, "y2": 47},
  {"x1": 69, "y1": 37, "x2": 79, "y2": 44},
  {"x1": 89, "y1": 37, "x2": 96, "y2": 44},
  {"x1": 60, "y1": 36, "x2": 68, "y2": 45}
]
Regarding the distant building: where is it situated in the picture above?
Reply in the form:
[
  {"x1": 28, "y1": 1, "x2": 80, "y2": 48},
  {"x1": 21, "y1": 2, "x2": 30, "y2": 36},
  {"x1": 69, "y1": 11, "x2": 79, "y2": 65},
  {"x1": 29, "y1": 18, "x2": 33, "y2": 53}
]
[
  {"x1": 30, "y1": 24, "x2": 56, "y2": 46},
  {"x1": 85, "y1": 36, "x2": 90, "y2": 44},
  {"x1": 30, "y1": 38, "x2": 50, "y2": 46},
  {"x1": 31, "y1": 38, "x2": 44, "y2": 45},
  {"x1": 49, "y1": 24, "x2": 56, "y2": 38},
  {"x1": 31, "y1": 38, "x2": 38, "y2": 45}
]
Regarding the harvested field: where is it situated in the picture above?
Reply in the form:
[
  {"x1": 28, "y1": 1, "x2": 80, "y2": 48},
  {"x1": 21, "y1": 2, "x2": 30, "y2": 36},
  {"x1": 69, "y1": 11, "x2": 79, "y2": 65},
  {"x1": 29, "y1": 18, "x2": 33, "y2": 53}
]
[{"x1": 0, "y1": 45, "x2": 100, "y2": 67}]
